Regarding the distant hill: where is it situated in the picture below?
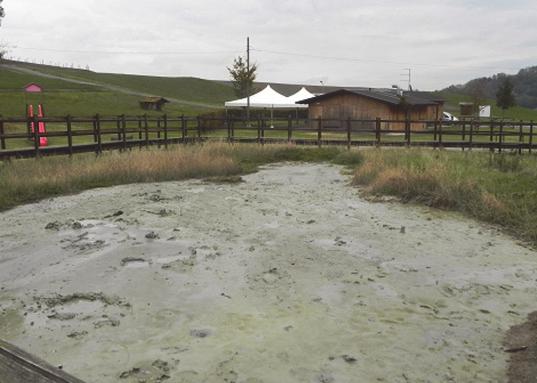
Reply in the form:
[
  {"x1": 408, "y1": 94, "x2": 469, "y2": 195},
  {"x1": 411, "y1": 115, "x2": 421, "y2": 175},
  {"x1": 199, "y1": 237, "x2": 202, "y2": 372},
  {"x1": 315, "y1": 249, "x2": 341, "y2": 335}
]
[
  {"x1": 2, "y1": 59, "x2": 537, "y2": 120},
  {"x1": 0, "y1": 60, "x2": 236, "y2": 116},
  {"x1": 444, "y1": 66, "x2": 537, "y2": 109}
]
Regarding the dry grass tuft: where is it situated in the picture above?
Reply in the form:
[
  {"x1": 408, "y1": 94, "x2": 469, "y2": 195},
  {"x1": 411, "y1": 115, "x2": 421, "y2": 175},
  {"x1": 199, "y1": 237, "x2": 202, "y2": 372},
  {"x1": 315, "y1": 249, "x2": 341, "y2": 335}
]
[
  {"x1": 0, "y1": 143, "x2": 349, "y2": 211},
  {"x1": 352, "y1": 148, "x2": 537, "y2": 246}
]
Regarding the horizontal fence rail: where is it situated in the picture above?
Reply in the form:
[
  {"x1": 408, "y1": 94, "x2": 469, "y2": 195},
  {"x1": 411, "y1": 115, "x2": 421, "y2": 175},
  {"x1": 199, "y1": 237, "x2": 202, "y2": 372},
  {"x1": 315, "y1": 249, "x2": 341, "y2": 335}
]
[{"x1": 0, "y1": 115, "x2": 535, "y2": 159}]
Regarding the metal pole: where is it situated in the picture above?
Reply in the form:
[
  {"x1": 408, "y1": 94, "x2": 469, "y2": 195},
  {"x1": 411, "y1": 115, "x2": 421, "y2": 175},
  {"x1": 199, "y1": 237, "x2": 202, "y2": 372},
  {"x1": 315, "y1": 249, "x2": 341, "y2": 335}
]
[{"x1": 246, "y1": 37, "x2": 251, "y2": 126}]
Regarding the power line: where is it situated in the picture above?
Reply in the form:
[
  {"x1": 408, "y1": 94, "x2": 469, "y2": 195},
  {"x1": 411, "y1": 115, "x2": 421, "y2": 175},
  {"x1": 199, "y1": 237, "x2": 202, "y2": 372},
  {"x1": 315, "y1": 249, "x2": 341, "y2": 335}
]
[
  {"x1": 250, "y1": 47, "x2": 528, "y2": 72},
  {"x1": 11, "y1": 46, "x2": 241, "y2": 56}
]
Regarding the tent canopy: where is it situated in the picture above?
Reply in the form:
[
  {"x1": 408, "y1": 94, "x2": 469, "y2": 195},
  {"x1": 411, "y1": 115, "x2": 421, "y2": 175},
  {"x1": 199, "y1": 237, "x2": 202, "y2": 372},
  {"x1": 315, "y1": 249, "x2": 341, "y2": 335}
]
[
  {"x1": 225, "y1": 85, "x2": 308, "y2": 109},
  {"x1": 287, "y1": 87, "x2": 315, "y2": 104}
]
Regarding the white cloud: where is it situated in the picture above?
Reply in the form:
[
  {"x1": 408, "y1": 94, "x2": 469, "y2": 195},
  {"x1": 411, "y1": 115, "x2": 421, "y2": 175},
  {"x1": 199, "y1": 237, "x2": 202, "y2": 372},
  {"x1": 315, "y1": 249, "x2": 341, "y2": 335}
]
[{"x1": 2, "y1": 0, "x2": 537, "y2": 89}]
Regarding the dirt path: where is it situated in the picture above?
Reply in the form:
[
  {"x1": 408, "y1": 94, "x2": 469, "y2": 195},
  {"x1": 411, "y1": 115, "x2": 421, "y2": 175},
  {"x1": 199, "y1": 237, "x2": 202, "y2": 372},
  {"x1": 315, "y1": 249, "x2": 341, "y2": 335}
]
[
  {"x1": 2, "y1": 64, "x2": 219, "y2": 109},
  {"x1": 1, "y1": 163, "x2": 536, "y2": 382}
]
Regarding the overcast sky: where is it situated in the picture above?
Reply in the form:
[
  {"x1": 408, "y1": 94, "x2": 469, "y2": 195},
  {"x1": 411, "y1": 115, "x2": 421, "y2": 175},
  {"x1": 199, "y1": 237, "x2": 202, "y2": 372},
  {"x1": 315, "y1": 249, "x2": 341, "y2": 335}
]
[{"x1": 2, "y1": 0, "x2": 536, "y2": 90}]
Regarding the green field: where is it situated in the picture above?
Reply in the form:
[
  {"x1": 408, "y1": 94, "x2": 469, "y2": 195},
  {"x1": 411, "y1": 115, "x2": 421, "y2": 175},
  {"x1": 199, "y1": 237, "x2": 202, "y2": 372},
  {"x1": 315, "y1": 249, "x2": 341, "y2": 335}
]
[
  {"x1": 2, "y1": 60, "x2": 537, "y2": 122},
  {"x1": 0, "y1": 61, "x2": 235, "y2": 117}
]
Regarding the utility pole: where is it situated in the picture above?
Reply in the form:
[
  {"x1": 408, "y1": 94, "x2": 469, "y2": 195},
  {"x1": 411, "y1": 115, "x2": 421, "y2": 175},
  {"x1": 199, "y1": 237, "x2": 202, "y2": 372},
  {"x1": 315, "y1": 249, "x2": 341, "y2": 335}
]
[
  {"x1": 246, "y1": 37, "x2": 251, "y2": 125},
  {"x1": 401, "y1": 68, "x2": 412, "y2": 91}
]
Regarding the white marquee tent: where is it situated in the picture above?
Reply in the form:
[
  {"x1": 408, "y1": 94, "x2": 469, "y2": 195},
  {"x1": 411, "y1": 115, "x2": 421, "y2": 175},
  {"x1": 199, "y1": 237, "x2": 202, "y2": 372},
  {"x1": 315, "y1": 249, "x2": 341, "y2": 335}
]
[
  {"x1": 224, "y1": 85, "x2": 308, "y2": 109},
  {"x1": 286, "y1": 87, "x2": 315, "y2": 104}
]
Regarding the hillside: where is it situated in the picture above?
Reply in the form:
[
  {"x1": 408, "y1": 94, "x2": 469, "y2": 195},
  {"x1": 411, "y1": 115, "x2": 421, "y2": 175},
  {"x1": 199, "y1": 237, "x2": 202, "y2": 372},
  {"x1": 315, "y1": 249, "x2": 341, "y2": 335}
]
[
  {"x1": 444, "y1": 66, "x2": 537, "y2": 110},
  {"x1": 2, "y1": 59, "x2": 537, "y2": 120},
  {"x1": 0, "y1": 60, "x2": 235, "y2": 117},
  {"x1": 435, "y1": 90, "x2": 537, "y2": 121}
]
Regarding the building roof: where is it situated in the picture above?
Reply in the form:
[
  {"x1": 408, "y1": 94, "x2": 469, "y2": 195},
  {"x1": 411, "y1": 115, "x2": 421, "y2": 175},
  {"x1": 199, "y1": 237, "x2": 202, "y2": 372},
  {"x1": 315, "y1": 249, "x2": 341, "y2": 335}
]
[{"x1": 297, "y1": 88, "x2": 441, "y2": 107}]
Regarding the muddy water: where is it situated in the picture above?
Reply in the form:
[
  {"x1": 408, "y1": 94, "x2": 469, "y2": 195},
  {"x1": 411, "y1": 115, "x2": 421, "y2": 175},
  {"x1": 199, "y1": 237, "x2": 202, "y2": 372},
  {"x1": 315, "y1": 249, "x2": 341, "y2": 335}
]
[{"x1": 0, "y1": 163, "x2": 536, "y2": 382}]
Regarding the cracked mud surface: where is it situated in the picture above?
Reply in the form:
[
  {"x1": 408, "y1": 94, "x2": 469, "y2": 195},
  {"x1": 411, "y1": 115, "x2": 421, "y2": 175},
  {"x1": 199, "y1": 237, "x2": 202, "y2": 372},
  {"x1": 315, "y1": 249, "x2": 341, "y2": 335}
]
[{"x1": 1, "y1": 163, "x2": 536, "y2": 382}]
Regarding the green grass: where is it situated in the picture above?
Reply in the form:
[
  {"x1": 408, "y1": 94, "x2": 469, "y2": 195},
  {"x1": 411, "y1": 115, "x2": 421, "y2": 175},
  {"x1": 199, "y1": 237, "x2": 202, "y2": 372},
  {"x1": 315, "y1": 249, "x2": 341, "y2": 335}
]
[
  {"x1": 0, "y1": 66, "x2": 100, "y2": 91},
  {"x1": 2, "y1": 61, "x2": 235, "y2": 105},
  {"x1": 0, "y1": 91, "x2": 208, "y2": 118},
  {"x1": 352, "y1": 148, "x2": 537, "y2": 246},
  {"x1": 0, "y1": 61, "x2": 235, "y2": 117}
]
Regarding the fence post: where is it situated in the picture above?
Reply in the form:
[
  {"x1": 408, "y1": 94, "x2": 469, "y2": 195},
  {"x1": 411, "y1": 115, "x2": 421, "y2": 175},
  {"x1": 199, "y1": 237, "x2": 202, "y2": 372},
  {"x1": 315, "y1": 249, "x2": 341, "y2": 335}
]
[
  {"x1": 197, "y1": 116, "x2": 201, "y2": 141},
  {"x1": 347, "y1": 117, "x2": 352, "y2": 150},
  {"x1": 137, "y1": 116, "x2": 143, "y2": 144},
  {"x1": 528, "y1": 120, "x2": 534, "y2": 154},
  {"x1": 26, "y1": 104, "x2": 31, "y2": 139},
  {"x1": 121, "y1": 114, "x2": 127, "y2": 151},
  {"x1": 92, "y1": 116, "x2": 98, "y2": 143},
  {"x1": 95, "y1": 114, "x2": 102, "y2": 155},
  {"x1": 375, "y1": 117, "x2": 381, "y2": 147},
  {"x1": 489, "y1": 120, "x2": 494, "y2": 153},
  {"x1": 287, "y1": 114, "x2": 292, "y2": 143},
  {"x1": 317, "y1": 117, "x2": 322, "y2": 148},
  {"x1": 519, "y1": 120, "x2": 523, "y2": 155},
  {"x1": 66, "y1": 115, "x2": 73, "y2": 156},
  {"x1": 230, "y1": 117, "x2": 234, "y2": 143},
  {"x1": 116, "y1": 116, "x2": 122, "y2": 143},
  {"x1": 433, "y1": 119, "x2": 438, "y2": 143},
  {"x1": 468, "y1": 120, "x2": 474, "y2": 151},
  {"x1": 261, "y1": 117, "x2": 265, "y2": 146},
  {"x1": 226, "y1": 114, "x2": 231, "y2": 143},
  {"x1": 438, "y1": 119, "x2": 443, "y2": 148},
  {"x1": 144, "y1": 114, "x2": 149, "y2": 148},
  {"x1": 163, "y1": 114, "x2": 168, "y2": 149},
  {"x1": 181, "y1": 115, "x2": 186, "y2": 142},
  {"x1": 156, "y1": 117, "x2": 161, "y2": 148},
  {"x1": 33, "y1": 114, "x2": 40, "y2": 158},
  {"x1": 405, "y1": 117, "x2": 411, "y2": 146},
  {"x1": 499, "y1": 121, "x2": 504, "y2": 153},
  {"x1": 0, "y1": 116, "x2": 5, "y2": 150}
]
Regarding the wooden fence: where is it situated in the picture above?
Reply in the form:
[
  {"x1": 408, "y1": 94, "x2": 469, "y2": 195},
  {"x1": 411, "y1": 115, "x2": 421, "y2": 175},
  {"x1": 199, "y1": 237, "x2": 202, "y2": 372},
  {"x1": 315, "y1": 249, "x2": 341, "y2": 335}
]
[
  {"x1": 0, "y1": 114, "x2": 535, "y2": 159},
  {"x1": 0, "y1": 339, "x2": 86, "y2": 383}
]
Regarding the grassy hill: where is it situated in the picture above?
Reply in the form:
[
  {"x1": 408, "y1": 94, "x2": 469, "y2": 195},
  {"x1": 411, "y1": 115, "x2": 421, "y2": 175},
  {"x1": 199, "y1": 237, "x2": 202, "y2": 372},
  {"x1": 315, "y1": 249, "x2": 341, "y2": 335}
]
[
  {"x1": 0, "y1": 60, "x2": 235, "y2": 117},
  {"x1": 436, "y1": 90, "x2": 537, "y2": 121},
  {"x1": 2, "y1": 59, "x2": 536, "y2": 120},
  {"x1": 444, "y1": 66, "x2": 537, "y2": 110}
]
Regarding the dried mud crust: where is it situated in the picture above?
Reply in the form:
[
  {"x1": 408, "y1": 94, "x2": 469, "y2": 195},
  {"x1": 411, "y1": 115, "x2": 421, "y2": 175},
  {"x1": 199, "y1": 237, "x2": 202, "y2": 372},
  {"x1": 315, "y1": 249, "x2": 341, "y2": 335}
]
[
  {"x1": 1, "y1": 163, "x2": 537, "y2": 382},
  {"x1": 505, "y1": 311, "x2": 537, "y2": 383}
]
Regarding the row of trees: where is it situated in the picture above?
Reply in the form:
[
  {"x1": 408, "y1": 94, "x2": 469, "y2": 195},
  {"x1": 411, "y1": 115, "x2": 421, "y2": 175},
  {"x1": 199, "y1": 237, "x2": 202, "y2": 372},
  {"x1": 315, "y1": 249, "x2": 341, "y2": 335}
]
[{"x1": 462, "y1": 73, "x2": 516, "y2": 114}]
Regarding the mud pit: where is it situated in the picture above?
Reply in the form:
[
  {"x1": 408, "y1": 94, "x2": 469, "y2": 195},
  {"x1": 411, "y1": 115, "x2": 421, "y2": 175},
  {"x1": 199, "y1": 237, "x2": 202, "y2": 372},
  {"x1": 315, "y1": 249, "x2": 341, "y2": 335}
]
[{"x1": 1, "y1": 163, "x2": 537, "y2": 382}]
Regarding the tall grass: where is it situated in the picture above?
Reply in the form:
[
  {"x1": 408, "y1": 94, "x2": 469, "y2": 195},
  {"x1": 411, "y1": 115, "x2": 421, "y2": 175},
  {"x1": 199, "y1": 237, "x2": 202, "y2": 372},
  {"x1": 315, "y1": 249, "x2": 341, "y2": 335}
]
[
  {"x1": 352, "y1": 149, "x2": 537, "y2": 246},
  {"x1": 0, "y1": 143, "x2": 357, "y2": 211}
]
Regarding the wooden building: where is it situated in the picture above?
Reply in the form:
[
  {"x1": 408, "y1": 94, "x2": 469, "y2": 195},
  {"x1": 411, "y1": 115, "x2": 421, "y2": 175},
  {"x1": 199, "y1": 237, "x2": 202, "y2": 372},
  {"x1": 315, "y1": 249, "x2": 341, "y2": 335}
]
[
  {"x1": 139, "y1": 97, "x2": 169, "y2": 111},
  {"x1": 298, "y1": 89, "x2": 443, "y2": 131}
]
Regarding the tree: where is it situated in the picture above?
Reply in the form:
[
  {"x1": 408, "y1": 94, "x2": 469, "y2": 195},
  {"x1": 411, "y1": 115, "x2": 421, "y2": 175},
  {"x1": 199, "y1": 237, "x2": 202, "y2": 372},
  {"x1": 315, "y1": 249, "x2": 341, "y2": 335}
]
[
  {"x1": 0, "y1": 0, "x2": 5, "y2": 60},
  {"x1": 227, "y1": 56, "x2": 257, "y2": 98},
  {"x1": 467, "y1": 78, "x2": 487, "y2": 116},
  {"x1": 496, "y1": 76, "x2": 516, "y2": 112}
]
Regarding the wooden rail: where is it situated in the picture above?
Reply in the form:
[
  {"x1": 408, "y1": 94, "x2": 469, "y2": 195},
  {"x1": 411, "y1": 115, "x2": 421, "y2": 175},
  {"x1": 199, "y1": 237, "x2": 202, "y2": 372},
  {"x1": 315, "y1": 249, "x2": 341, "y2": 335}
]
[
  {"x1": 0, "y1": 115, "x2": 535, "y2": 159},
  {"x1": 0, "y1": 339, "x2": 86, "y2": 383}
]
